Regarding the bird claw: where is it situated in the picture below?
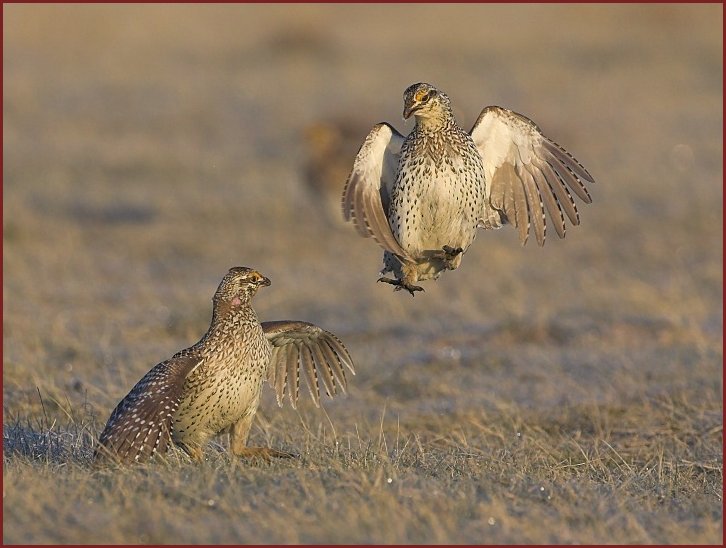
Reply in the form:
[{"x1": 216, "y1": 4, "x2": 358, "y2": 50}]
[
  {"x1": 377, "y1": 277, "x2": 424, "y2": 296},
  {"x1": 438, "y1": 245, "x2": 463, "y2": 270},
  {"x1": 442, "y1": 245, "x2": 463, "y2": 259}
]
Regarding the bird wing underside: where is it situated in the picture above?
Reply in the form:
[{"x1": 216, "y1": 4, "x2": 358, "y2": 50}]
[
  {"x1": 262, "y1": 320, "x2": 356, "y2": 409},
  {"x1": 94, "y1": 352, "x2": 202, "y2": 465},
  {"x1": 341, "y1": 122, "x2": 410, "y2": 259},
  {"x1": 469, "y1": 106, "x2": 595, "y2": 246}
]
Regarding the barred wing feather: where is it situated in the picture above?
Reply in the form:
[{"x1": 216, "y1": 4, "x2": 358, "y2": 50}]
[
  {"x1": 94, "y1": 352, "x2": 201, "y2": 464},
  {"x1": 470, "y1": 106, "x2": 595, "y2": 246},
  {"x1": 341, "y1": 122, "x2": 410, "y2": 259},
  {"x1": 263, "y1": 321, "x2": 356, "y2": 409}
]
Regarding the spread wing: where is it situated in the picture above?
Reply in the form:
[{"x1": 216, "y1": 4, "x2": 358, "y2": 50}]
[
  {"x1": 470, "y1": 106, "x2": 595, "y2": 246},
  {"x1": 94, "y1": 351, "x2": 201, "y2": 464},
  {"x1": 341, "y1": 122, "x2": 410, "y2": 258},
  {"x1": 262, "y1": 321, "x2": 356, "y2": 409}
]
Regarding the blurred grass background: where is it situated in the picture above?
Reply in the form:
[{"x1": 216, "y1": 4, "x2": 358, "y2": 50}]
[{"x1": 3, "y1": 3, "x2": 723, "y2": 544}]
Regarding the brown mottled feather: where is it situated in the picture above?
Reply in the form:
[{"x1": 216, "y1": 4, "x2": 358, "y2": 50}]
[{"x1": 95, "y1": 353, "x2": 200, "y2": 464}]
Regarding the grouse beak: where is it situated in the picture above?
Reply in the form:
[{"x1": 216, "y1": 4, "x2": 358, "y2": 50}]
[
  {"x1": 258, "y1": 276, "x2": 271, "y2": 287},
  {"x1": 404, "y1": 97, "x2": 425, "y2": 119}
]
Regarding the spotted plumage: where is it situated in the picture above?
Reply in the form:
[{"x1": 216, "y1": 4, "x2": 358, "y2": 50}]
[
  {"x1": 342, "y1": 82, "x2": 596, "y2": 295},
  {"x1": 94, "y1": 267, "x2": 355, "y2": 465}
]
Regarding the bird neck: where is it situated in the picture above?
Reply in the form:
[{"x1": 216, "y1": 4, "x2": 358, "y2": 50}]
[
  {"x1": 414, "y1": 111, "x2": 455, "y2": 133},
  {"x1": 208, "y1": 297, "x2": 255, "y2": 334}
]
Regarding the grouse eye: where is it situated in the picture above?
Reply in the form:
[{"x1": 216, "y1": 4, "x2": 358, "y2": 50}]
[{"x1": 415, "y1": 90, "x2": 430, "y2": 102}]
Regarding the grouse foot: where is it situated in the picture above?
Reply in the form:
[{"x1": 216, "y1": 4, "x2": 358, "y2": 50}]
[
  {"x1": 377, "y1": 277, "x2": 424, "y2": 296},
  {"x1": 439, "y1": 245, "x2": 464, "y2": 270},
  {"x1": 442, "y1": 245, "x2": 463, "y2": 259}
]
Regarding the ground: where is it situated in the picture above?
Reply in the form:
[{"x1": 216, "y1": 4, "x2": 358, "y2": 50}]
[{"x1": 3, "y1": 4, "x2": 723, "y2": 544}]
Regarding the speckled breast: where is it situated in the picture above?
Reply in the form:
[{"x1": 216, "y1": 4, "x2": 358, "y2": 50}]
[
  {"x1": 172, "y1": 319, "x2": 271, "y2": 445},
  {"x1": 390, "y1": 133, "x2": 485, "y2": 257}
]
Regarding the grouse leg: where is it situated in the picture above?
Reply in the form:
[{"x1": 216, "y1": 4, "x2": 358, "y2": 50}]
[
  {"x1": 437, "y1": 245, "x2": 464, "y2": 270},
  {"x1": 230, "y1": 412, "x2": 296, "y2": 461},
  {"x1": 377, "y1": 277, "x2": 424, "y2": 296}
]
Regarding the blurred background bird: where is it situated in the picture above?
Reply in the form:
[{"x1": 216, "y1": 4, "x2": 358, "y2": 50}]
[{"x1": 301, "y1": 116, "x2": 370, "y2": 227}]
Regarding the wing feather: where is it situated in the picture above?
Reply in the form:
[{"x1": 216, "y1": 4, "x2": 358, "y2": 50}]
[
  {"x1": 341, "y1": 123, "x2": 410, "y2": 258},
  {"x1": 262, "y1": 321, "x2": 355, "y2": 407},
  {"x1": 274, "y1": 345, "x2": 290, "y2": 407},
  {"x1": 470, "y1": 106, "x2": 594, "y2": 246},
  {"x1": 530, "y1": 163, "x2": 566, "y2": 239},
  {"x1": 94, "y1": 352, "x2": 201, "y2": 464},
  {"x1": 520, "y1": 165, "x2": 546, "y2": 246},
  {"x1": 491, "y1": 162, "x2": 530, "y2": 245},
  {"x1": 287, "y1": 343, "x2": 300, "y2": 409},
  {"x1": 267, "y1": 346, "x2": 280, "y2": 385},
  {"x1": 540, "y1": 159, "x2": 580, "y2": 225},
  {"x1": 299, "y1": 343, "x2": 321, "y2": 407},
  {"x1": 543, "y1": 139, "x2": 595, "y2": 191},
  {"x1": 310, "y1": 342, "x2": 336, "y2": 397},
  {"x1": 320, "y1": 339, "x2": 349, "y2": 391},
  {"x1": 298, "y1": 344, "x2": 319, "y2": 407}
]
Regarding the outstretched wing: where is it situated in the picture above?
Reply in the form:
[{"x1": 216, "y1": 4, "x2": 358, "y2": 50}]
[
  {"x1": 94, "y1": 351, "x2": 201, "y2": 464},
  {"x1": 470, "y1": 106, "x2": 595, "y2": 246},
  {"x1": 341, "y1": 122, "x2": 410, "y2": 258},
  {"x1": 262, "y1": 321, "x2": 356, "y2": 409}
]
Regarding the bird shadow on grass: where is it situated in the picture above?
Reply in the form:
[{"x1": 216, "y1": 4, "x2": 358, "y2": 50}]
[
  {"x1": 3, "y1": 389, "x2": 100, "y2": 466},
  {"x1": 2, "y1": 391, "x2": 298, "y2": 469},
  {"x1": 2, "y1": 416, "x2": 98, "y2": 466}
]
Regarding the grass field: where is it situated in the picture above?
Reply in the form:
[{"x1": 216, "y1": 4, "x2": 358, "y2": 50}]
[{"x1": 3, "y1": 4, "x2": 723, "y2": 544}]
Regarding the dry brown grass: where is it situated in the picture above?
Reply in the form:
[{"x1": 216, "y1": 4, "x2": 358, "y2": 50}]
[{"x1": 3, "y1": 3, "x2": 723, "y2": 544}]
